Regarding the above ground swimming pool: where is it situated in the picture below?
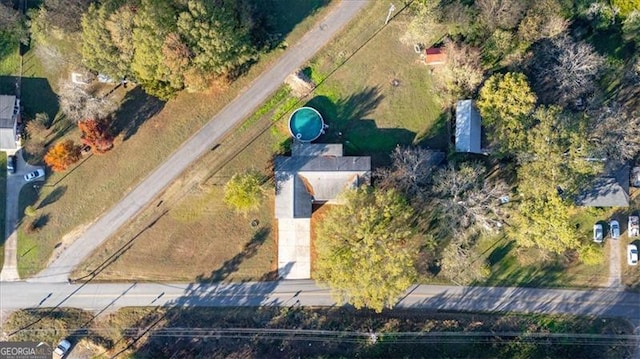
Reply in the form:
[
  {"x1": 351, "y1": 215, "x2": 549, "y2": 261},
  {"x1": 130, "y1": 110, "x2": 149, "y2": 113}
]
[{"x1": 288, "y1": 107, "x2": 325, "y2": 142}]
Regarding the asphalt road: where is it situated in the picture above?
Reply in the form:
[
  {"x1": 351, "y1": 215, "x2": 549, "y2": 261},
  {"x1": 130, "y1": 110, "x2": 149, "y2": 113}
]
[
  {"x1": 2, "y1": 280, "x2": 640, "y2": 325},
  {"x1": 30, "y1": 0, "x2": 369, "y2": 283}
]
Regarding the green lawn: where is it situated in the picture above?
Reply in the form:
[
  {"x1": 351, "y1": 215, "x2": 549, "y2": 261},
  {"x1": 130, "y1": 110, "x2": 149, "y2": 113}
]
[
  {"x1": 0, "y1": 33, "x2": 19, "y2": 75},
  {"x1": 17, "y1": 1, "x2": 337, "y2": 278}
]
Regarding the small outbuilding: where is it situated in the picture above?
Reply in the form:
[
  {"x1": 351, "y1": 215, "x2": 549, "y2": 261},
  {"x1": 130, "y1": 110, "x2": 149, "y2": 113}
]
[
  {"x1": 0, "y1": 95, "x2": 20, "y2": 151},
  {"x1": 455, "y1": 99, "x2": 482, "y2": 154},
  {"x1": 424, "y1": 47, "x2": 447, "y2": 66}
]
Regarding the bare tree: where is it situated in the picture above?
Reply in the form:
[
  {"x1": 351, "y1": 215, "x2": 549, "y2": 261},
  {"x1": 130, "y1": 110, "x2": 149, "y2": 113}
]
[
  {"x1": 476, "y1": 0, "x2": 526, "y2": 30},
  {"x1": 439, "y1": 234, "x2": 490, "y2": 285},
  {"x1": 0, "y1": 2, "x2": 20, "y2": 31},
  {"x1": 431, "y1": 162, "x2": 509, "y2": 234},
  {"x1": 589, "y1": 102, "x2": 640, "y2": 164},
  {"x1": 375, "y1": 146, "x2": 444, "y2": 198},
  {"x1": 58, "y1": 81, "x2": 116, "y2": 122},
  {"x1": 517, "y1": 0, "x2": 568, "y2": 43},
  {"x1": 42, "y1": 0, "x2": 93, "y2": 33},
  {"x1": 529, "y1": 36, "x2": 605, "y2": 105},
  {"x1": 437, "y1": 40, "x2": 484, "y2": 100}
]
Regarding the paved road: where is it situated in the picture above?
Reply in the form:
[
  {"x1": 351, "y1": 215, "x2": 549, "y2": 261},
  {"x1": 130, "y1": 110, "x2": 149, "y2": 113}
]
[
  {"x1": 2, "y1": 280, "x2": 640, "y2": 324},
  {"x1": 30, "y1": 0, "x2": 369, "y2": 283},
  {"x1": 1, "y1": 150, "x2": 44, "y2": 281}
]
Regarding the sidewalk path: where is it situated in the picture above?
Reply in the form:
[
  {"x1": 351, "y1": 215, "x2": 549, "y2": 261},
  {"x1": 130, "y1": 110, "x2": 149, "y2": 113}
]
[{"x1": 29, "y1": 0, "x2": 369, "y2": 283}]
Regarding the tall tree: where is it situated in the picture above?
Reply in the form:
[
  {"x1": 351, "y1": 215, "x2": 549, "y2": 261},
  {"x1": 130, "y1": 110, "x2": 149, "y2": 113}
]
[
  {"x1": 78, "y1": 119, "x2": 114, "y2": 154},
  {"x1": 439, "y1": 234, "x2": 491, "y2": 285},
  {"x1": 518, "y1": 106, "x2": 597, "y2": 197},
  {"x1": 622, "y1": 10, "x2": 640, "y2": 43},
  {"x1": 612, "y1": 0, "x2": 640, "y2": 16},
  {"x1": 44, "y1": 140, "x2": 82, "y2": 172},
  {"x1": 41, "y1": 0, "x2": 94, "y2": 33},
  {"x1": 517, "y1": 0, "x2": 568, "y2": 44},
  {"x1": 510, "y1": 106, "x2": 598, "y2": 258},
  {"x1": 105, "y1": 4, "x2": 136, "y2": 70},
  {"x1": 58, "y1": 81, "x2": 116, "y2": 122},
  {"x1": 223, "y1": 171, "x2": 265, "y2": 214},
  {"x1": 477, "y1": 72, "x2": 537, "y2": 154},
  {"x1": 432, "y1": 162, "x2": 509, "y2": 234},
  {"x1": 176, "y1": 0, "x2": 255, "y2": 79},
  {"x1": 315, "y1": 188, "x2": 418, "y2": 313},
  {"x1": 508, "y1": 192, "x2": 580, "y2": 255},
  {"x1": 589, "y1": 102, "x2": 640, "y2": 164},
  {"x1": 529, "y1": 36, "x2": 604, "y2": 105},
  {"x1": 375, "y1": 146, "x2": 443, "y2": 198},
  {"x1": 475, "y1": 0, "x2": 527, "y2": 31},
  {"x1": 437, "y1": 40, "x2": 484, "y2": 100},
  {"x1": 81, "y1": 4, "x2": 125, "y2": 79},
  {"x1": 131, "y1": 0, "x2": 179, "y2": 99}
]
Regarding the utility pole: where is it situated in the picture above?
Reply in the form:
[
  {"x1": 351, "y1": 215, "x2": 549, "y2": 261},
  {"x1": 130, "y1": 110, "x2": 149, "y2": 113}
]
[{"x1": 385, "y1": 3, "x2": 396, "y2": 25}]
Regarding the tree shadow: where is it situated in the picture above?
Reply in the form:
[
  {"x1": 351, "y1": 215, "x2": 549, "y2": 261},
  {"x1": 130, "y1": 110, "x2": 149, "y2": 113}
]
[
  {"x1": 414, "y1": 109, "x2": 452, "y2": 152},
  {"x1": 197, "y1": 227, "x2": 271, "y2": 283},
  {"x1": 487, "y1": 240, "x2": 515, "y2": 266},
  {"x1": 303, "y1": 87, "x2": 416, "y2": 166},
  {"x1": 30, "y1": 214, "x2": 49, "y2": 231},
  {"x1": 0, "y1": 76, "x2": 59, "y2": 120},
  {"x1": 128, "y1": 262, "x2": 293, "y2": 358},
  {"x1": 111, "y1": 87, "x2": 165, "y2": 141},
  {"x1": 37, "y1": 185, "x2": 66, "y2": 209}
]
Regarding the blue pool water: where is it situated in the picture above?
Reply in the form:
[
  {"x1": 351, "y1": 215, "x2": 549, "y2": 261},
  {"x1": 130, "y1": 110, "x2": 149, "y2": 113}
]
[{"x1": 289, "y1": 107, "x2": 324, "y2": 142}]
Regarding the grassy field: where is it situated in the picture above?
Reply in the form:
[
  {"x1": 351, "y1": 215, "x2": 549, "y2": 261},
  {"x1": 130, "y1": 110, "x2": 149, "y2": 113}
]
[
  {"x1": 0, "y1": 33, "x2": 20, "y2": 76},
  {"x1": 75, "y1": 2, "x2": 447, "y2": 281},
  {"x1": 3, "y1": 307, "x2": 634, "y2": 358},
  {"x1": 15, "y1": 1, "x2": 337, "y2": 277}
]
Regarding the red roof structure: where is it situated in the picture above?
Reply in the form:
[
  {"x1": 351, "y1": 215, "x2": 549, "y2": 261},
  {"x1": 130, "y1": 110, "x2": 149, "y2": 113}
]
[{"x1": 424, "y1": 47, "x2": 447, "y2": 65}]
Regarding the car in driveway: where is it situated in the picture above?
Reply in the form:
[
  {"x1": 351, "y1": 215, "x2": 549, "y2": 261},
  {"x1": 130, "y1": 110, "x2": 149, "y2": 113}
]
[
  {"x1": 6, "y1": 155, "x2": 15, "y2": 174},
  {"x1": 24, "y1": 169, "x2": 44, "y2": 182},
  {"x1": 628, "y1": 244, "x2": 638, "y2": 266},
  {"x1": 610, "y1": 220, "x2": 620, "y2": 239},
  {"x1": 593, "y1": 223, "x2": 604, "y2": 243},
  {"x1": 53, "y1": 339, "x2": 71, "y2": 357}
]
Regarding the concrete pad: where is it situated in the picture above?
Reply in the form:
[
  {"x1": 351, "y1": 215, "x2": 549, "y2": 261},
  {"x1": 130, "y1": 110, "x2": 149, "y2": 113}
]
[{"x1": 277, "y1": 218, "x2": 311, "y2": 279}]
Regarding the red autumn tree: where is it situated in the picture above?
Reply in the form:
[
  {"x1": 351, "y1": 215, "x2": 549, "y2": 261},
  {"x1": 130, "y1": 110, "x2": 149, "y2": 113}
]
[
  {"x1": 78, "y1": 118, "x2": 114, "y2": 154},
  {"x1": 44, "y1": 139, "x2": 82, "y2": 172}
]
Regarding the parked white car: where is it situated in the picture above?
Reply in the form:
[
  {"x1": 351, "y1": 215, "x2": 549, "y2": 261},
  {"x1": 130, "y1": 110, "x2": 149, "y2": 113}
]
[
  {"x1": 628, "y1": 244, "x2": 638, "y2": 266},
  {"x1": 610, "y1": 220, "x2": 620, "y2": 239},
  {"x1": 24, "y1": 169, "x2": 44, "y2": 182},
  {"x1": 53, "y1": 339, "x2": 71, "y2": 357},
  {"x1": 593, "y1": 224, "x2": 604, "y2": 243}
]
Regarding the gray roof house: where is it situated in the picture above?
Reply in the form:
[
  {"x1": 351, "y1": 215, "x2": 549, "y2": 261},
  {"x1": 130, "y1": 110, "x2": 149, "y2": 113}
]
[
  {"x1": 576, "y1": 166, "x2": 630, "y2": 207},
  {"x1": 274, "y1": 143, "x2": 371, "y2": 279},
  {"x1": 0, "y1": 95, "x2": 19, "y2": 151},
  {"x1": 455, "y1": 99, "x2": 482, "y2": 154}
]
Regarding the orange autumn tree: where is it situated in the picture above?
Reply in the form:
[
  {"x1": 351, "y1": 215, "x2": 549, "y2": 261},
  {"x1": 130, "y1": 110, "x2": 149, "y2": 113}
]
[
  {"x1": 78, "y1": 118, "x2": 114, "y2": 154},
  {"x1": 44, "y1": 140, "x2": 82, "y2": 172}
]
